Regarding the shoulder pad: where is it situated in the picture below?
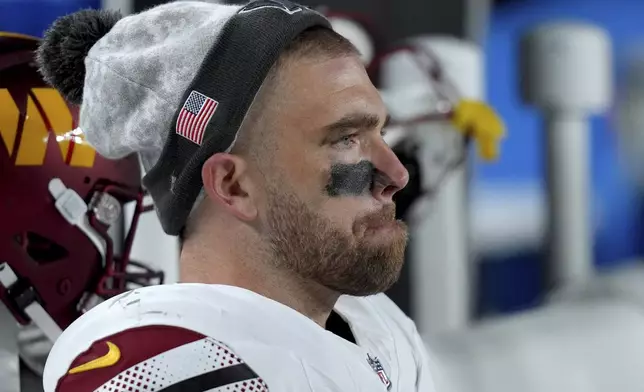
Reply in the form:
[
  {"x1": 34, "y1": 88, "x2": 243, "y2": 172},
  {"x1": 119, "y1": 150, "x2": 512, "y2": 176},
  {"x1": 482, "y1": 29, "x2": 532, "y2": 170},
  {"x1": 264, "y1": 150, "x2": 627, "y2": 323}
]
[
  {"x1": 44, "y1": 284, "x2": 319, "y2": 392},
  {"x1": 46, "y1": 324, "x2": 269, "y2": 392}
]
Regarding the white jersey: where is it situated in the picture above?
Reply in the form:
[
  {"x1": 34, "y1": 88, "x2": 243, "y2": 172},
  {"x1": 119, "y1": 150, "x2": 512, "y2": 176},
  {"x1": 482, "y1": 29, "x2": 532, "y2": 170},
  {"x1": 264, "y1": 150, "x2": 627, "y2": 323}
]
[{"x1": 43, "y1": 284, "x2": 437, "y2": 392}]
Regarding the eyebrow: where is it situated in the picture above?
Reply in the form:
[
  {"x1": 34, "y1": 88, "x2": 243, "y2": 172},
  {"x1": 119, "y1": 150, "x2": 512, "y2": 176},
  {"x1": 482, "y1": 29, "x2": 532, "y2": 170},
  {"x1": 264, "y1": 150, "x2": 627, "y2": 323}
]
[{"x1": 323, "y1": 113, "x2": 390, "y2": 136}]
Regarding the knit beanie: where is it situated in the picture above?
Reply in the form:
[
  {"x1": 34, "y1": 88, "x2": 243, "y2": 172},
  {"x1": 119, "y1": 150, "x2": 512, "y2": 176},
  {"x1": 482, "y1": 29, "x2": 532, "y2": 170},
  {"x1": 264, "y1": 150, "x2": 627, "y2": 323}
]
[{"x1": 36, "y1": 0, "x2": 330, "y2": 235}]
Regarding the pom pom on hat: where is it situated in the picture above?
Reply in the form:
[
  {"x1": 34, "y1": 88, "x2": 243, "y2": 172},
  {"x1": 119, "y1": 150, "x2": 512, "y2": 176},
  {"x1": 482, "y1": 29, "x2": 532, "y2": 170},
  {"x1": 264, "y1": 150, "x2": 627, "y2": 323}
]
[{"x1": 36, "y1": 9, "x2": 122, "y2": 104}]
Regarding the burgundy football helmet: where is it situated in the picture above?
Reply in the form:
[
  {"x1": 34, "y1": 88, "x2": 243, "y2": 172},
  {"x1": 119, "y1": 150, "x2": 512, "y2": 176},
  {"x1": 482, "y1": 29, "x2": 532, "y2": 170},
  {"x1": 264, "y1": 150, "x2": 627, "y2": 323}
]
[{"x1": 0, "y1": 32, "x2": 163, "y2": 342}]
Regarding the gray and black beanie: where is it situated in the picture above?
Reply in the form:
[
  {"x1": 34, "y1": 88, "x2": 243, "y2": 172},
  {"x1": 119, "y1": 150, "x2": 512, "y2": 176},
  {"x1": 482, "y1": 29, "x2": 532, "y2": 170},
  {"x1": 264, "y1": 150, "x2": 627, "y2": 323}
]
[{"x1": 36, "y1": 0, "x2": 331, "y2": 235}]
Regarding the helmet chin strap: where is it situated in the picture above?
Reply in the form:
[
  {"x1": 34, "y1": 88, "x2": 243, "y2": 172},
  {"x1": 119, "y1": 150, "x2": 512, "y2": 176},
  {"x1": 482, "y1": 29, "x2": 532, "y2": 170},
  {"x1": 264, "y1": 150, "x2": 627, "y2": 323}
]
[
  {"x1": 48, "y1": 178, "x2": 108, "y2": 263},
  {"x1": 0, "y1": 263, "x2": 62, "y2": 343}
]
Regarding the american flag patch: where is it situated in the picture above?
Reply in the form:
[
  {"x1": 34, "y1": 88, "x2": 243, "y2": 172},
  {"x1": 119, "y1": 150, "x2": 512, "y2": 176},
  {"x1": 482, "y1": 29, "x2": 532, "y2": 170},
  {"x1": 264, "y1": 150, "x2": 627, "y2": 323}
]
[{"x1": 176, "y1": 90, "x2": 219, "y2": 145}]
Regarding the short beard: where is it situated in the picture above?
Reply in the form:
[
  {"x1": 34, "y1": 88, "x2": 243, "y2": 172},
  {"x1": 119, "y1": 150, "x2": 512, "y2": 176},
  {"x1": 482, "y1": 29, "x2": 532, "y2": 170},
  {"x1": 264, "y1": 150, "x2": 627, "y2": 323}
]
[{"x1": 264, "y1": 186, "x2": 408, "y2": 297}]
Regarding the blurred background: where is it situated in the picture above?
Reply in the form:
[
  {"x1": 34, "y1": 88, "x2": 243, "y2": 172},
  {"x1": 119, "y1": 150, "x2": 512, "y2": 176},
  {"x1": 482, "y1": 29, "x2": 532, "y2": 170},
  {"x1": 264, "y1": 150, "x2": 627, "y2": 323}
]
[{"x1": 3, "y1": 0, "x2": 644, "y2": 391}]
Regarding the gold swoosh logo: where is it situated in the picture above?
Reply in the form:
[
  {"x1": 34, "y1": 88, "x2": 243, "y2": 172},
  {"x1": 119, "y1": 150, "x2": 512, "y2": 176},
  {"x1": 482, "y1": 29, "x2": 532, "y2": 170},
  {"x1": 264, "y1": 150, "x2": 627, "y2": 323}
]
[{"x1": 68, "y1": 342, "x2": 121, "y2": 374}]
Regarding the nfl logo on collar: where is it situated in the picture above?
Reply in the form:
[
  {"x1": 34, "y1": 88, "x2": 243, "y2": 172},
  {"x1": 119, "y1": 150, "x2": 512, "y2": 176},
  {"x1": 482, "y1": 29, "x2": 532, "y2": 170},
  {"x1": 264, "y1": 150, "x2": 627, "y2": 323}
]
[{"x1": 367, "y1": 354, "x2": 392, "y2": 390}]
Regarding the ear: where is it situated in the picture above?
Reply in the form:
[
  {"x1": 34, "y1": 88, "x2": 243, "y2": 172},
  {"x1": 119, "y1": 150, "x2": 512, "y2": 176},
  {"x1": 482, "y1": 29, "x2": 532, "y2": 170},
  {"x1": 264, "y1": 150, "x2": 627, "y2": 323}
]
[{"x1": 201, "y1": 153, "x2": 258, "y2": 221}]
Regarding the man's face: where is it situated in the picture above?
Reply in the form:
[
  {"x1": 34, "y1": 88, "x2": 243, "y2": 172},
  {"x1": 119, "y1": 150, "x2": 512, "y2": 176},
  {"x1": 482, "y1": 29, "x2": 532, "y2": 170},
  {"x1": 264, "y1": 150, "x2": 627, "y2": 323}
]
[{"x1": 257, "y1": 53, "x2": 410, "y2": 296}]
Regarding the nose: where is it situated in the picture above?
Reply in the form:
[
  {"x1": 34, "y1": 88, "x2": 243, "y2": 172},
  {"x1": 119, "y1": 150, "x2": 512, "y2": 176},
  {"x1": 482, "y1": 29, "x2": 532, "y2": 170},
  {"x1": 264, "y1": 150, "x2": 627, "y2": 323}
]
[{"x1": 370, "y1": 141, "x2": 409, "y2": 202}]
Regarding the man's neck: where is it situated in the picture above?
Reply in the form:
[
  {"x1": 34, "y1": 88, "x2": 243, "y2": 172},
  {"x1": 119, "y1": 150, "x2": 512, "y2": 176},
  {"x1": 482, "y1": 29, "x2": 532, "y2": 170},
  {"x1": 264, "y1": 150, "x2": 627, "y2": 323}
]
[{"x1": 180, "y1": 246, "x2": 339, "y2": 327}]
